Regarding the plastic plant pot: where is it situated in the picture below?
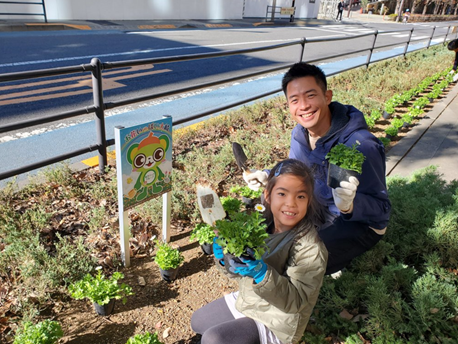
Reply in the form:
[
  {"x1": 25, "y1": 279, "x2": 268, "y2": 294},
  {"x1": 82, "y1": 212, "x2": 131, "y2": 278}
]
[
  {"x1": 93, "y1": 299, "x2": 115, "y2": 316},
  {"x1": 200, "y1": 242, "x2": 213, "y2": 255},
  {"x1": 327, "y1": 163, "x2": 359, "y2": 189},
  {"x1": 159, "y1": 267, "x2": 179, "y2": 283}
]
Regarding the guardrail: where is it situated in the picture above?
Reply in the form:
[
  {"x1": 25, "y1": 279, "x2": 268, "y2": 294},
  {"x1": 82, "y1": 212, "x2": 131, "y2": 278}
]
[
  {"x1": 0, "y1": 25, "x2": 454, "y2": 181},
  {"x1": 0, "y1": 0, "x2": 47, "y2": 22}
]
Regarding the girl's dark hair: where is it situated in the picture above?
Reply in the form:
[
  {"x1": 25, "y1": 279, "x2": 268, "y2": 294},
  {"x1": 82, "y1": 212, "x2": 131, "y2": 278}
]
[
  {"x1": 263, "y1": 159, "x2": 325, "y2": 228},
  {"x1": 281, "y1": 63, "x2": 327, "y2": 96}
]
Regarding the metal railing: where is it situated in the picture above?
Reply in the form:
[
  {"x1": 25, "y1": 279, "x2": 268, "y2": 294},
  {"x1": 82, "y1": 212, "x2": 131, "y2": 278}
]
[
  {"x1": 0, "y1": 0, "x2": 47, "y2": 22},
  {"x1": 0, "y1": 25, "x2": 455, "y2": 181}
]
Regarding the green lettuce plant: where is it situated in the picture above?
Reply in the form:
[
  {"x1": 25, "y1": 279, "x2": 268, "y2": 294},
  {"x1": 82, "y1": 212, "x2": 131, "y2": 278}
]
[
  {"x1": 13, "y1": 320, "x2": 63, "y2": 344},
  {"x1": 229, "y1": 185, "x2": 262, "y2": 199},
  {"x1": 154, "y1": 241, "x2": 184, "y2": 270},
  {"x1": 126, "y1": 332, "x2": 163, "y2": 344},
  {"x1": 215, "y1": 205, "x2": 268, "y2": 260},
  {"x1": 221, "y1": 196, "x2": 243, "y2": 216},
  {"x1": 385, "y1": 126, "x2": 399, "y2": 137},
  {"x1": 391, "y1": 118, "x2": 404, "y2": 130},
  {"x1": 68, "y1": 269, "x2": 133, "y2": 306},
  {"x1": 190, "y1": 222, "x2": 216, "y2": 245},
  {"x1": 325, "y1": 143, "x2": 366, "y2": 174}
]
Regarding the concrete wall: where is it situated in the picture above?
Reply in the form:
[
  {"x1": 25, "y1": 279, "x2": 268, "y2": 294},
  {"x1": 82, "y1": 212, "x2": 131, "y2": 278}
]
[
  {"x1": 0, "y1": 0, "x2": 320, "y2": 21},
  {"x1": 1, "y1": 0, "x2": 244, "y2": 20},
  {"x1": 244, "y1": 0, "x2": 320, "y2": 19}
]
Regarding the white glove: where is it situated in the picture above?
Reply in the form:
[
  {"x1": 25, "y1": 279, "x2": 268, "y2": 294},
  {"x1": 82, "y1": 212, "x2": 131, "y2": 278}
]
[
  {"x1": 332, "y1": 176, "x2": 359, "y2": 213},
  {"x1": 243, "y1": 170, "x2": 268, "y2": 191},
  {"x1": 453, "y1": 73, "x2": 458, "y2": 82}
]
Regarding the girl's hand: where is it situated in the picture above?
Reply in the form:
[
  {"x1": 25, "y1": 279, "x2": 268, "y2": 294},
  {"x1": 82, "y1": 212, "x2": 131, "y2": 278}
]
[{"x1": 229, "y1": 257, "x2": 267, "y2": 284}]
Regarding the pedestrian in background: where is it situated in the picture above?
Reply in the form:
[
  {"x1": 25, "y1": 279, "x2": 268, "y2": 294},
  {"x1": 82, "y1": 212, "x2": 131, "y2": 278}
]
[{"x1": 336, "y1": 0, "x2": 345, "y2": 21}]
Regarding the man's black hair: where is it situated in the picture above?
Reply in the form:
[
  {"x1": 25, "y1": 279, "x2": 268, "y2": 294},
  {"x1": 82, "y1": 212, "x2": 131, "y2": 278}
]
[{"x1": 282, "y1": 63, "x2": 328, "y2": 96}]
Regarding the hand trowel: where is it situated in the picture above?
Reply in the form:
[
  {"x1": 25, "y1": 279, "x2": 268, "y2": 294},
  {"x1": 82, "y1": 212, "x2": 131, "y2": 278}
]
[
  {"x1": 196, "y1": 184, "x2": 226, "y2": 226},
  {"x1": 232, "y1": 142, "x2": 262, "y2": 184}
]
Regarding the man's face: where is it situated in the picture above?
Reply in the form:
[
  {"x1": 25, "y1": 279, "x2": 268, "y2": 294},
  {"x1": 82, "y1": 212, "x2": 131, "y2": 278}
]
[{"x1": 286, "y1": 76, "x2": 333, "y2": 137}]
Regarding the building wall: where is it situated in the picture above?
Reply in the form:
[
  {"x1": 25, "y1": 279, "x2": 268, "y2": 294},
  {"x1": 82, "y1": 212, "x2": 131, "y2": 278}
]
[
  {"x1": 244, "y1": 0, "x2": 320, "y2": 19},
  {"x1": 0, "y1": 0, "x2": 320, "y2": 21}
]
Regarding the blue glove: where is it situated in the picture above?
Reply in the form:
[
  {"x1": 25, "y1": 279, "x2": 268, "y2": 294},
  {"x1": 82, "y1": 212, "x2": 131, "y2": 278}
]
[
  {"x1": 213, "y1": 237, "x2": 225, "y2": 266},
  {"x1": 229, "y1": 257, "x2": 267, "y2": 284}
]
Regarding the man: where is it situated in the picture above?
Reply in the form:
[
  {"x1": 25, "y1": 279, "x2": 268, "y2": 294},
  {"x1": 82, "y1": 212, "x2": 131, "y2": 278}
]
[
  {"x1": 336, "y1": 0, "x2": 344, "y2": 21},
  {"x1": 243, "y1": 63, "x2": 391, "y2": 275}
]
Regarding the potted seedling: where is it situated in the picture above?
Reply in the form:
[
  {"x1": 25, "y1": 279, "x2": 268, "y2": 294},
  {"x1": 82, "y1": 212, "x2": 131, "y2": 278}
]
[
  {"x1": 68, "y1": 267, "x2": 134, "y2": 316},
  {"x1": 214, "y1": 204, "x2": 269, "y2": 276},
  {"x1": 402, "y1": 113, "x2": 414, "y2": 128},
  {"x1": 126, "y1": 331, "x2": 164, "y2": 344},
  {"x1": 13, "y1": 320, "x2": 63, "y2": 344},
  {"x1": 385, "y1": 126, "x2": 399, "y2": 140},
  {"x1": 154, "y1": 240, "x2": 184, "y2": 282},
  {"x1": 221, "y1": 195, "x2": 243, "y2": 218},
  {"x1": 229, "y1": 185, "x2": 262, "y2": 208},
  {"x1": 383, "y1": 101, "x2": 395, "y2": 119},
  {"x1": 190, "y1": 222, "x2": 216, "y2": 255},
  {"x1": 325, "y1": 142, "x2": 365, "y2": 189}
]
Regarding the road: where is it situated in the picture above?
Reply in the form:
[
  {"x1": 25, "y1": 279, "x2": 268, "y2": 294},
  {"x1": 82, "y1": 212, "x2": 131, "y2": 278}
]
[{"x1": 0, "y1": 20, "x2": 450, "y2": 140}]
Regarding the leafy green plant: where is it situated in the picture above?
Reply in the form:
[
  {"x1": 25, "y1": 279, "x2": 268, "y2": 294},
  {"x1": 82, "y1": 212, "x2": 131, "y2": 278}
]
[
  {"x1": 364, "y1": 115, "x2": 376, "y2": 129},
  {"x1": 229, "y1": 185, "x2": 262, "y2": 199},
  {"x1": 215, "y1": 206, "x2": 268, "y2": 259},
  {"x1": 391, "y1": 118, "x2": 404, "y2": 130},
  {"x1": 68, "y1": 268, "x2": 133, "y2": 305},
  {"x1": 385, "y1": 126, "x2": 398, "y2": 137},
  {"x1": 126, "y1": 332, "x2": 163, "y2": 344},
  {"x1": 13, "y1": 319, "x2": 63, "y2": 344},
  {"x1": 384, "y1": 101, "x2": 396, "y2": 115},
  {"x1": 409, "y1": 107, "x2": 424, "y2": 117},
  {"x1": 325, "y1": 143, "x2": 366, "y2": 174},
  {"x1": 221, "y1": 196, "x2": 242, "y2": 216},
  {"x1": 402, "y1": 113, "x2": 413, "y2": 125},
  {"x1": 154, "y1": 241, "x2": 184, "y2": 270},
  {"x1": 412, "y1": 96, "x2": 429, "y2": 109},
  {"x1": 378, "y1": 137, "x2": 391, "y2": 147},
  {"x1": 370, "y1": 109, "x2": 382, "y2": 121},
  {"x1": 190, "y1": 222, "x2": 216, "y2": 245}
]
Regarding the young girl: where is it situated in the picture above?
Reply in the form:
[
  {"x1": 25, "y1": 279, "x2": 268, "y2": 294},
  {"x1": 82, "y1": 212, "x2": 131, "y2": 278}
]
[{"x1": 191, "y1": 159, "x2": 328, "y2": 344}]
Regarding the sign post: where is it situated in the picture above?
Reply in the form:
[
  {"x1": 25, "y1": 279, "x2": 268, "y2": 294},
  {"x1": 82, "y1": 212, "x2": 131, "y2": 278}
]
[{"x1": 114, "y1": 117, "x2": 173, "y2": 267}]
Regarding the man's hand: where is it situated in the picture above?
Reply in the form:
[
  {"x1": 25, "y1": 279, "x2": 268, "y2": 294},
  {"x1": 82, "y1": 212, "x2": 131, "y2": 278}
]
[
  {"x1": 243, "y1": 170, "x2": 268, "y2": 191},
  {"x1": 332, "y1": 176, "x2": 359, "y2": 213},
  {"x1": 229, "y1": 257, "x2": 267, "y2": 284}
]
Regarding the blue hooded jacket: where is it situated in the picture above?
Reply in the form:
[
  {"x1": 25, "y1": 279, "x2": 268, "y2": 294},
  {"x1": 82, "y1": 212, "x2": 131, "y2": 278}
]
[{"x1": 289, "y1": 101, "x2": 391, "y2": 229}]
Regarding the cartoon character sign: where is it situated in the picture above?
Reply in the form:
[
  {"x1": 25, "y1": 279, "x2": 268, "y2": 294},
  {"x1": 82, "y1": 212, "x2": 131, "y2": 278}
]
[
  {"x1": 116, "y1": 117, "x2": 172, "y2": 210},
  {"x1": 126, "y1": 133, "x2": 169, "y2": 201}
]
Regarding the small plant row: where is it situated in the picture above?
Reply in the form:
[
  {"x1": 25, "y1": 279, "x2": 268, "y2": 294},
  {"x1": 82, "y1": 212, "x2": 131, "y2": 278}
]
[
  {"x1": 364, "y1": 67, "x2": 454, "y2": 146},
  {"x1": 13, "y1": 319, "x2": 163, "y2": 344}
]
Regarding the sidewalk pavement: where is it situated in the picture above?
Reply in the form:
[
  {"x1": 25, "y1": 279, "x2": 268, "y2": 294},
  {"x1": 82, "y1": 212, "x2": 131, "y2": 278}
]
[{"x1": 386, "y1": 82, "x2": 458, "y2": 183}]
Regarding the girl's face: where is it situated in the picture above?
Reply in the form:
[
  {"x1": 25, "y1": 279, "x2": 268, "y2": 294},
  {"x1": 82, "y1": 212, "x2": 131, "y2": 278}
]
[{"x1": 265, "y1": 174, "x2": 309, "y2": 234}]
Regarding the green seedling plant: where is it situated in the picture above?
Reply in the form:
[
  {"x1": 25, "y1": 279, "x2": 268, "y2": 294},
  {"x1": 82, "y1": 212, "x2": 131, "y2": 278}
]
[
  {"x1": 215, "y1": 205, "x2": 268, "y2": 260},
  {"x1": 370, "y1": 109, "x2": 382, "y2": 121},
  {"x1": 402, "y1": 113, "x2": 414, "y2": 125},
  {"x1": 379, "y1": 137, "x2": 391, "y2": 147},
  {"x1": 325, "y1": 143, "x2": 366, "y2": 174},
  {"x1": 409, "y1": 107, "x2": 424, "y2": 117},
  {"x1": 154, "y1": 241, "x2": 184, "y2": 270},
  {"x1": 190, "y1": 222, "x2": 216, "y2": 245},
  {"x1": 385, "y1": 126, "x2": 399, "y2": 137},
  {"x1": 412, "y1": 96, "x2": 429, "y2": 109},
  {"x1": 13, "y1": 320, "x2": 63, "y2": 344},
  {"x1": 384, "y1": 101, "x2": 396, "y2": 115},
  {"x1": 68, "y1": 268, "x2": 133, "y2": 306},
  {"x1": 230, "y1": 185, "x2": 262, "y2": 199},
  {"x1": 364, "y1": 115, "x2": 376, "y2": 129},
  {"x1": 221, "y1": 196, "x2": 243, "y2": 216},
  {"x1": 391, "y1": 118, "x2": 404, "y2": 130},
  {"x1": 126, "y1": 332, "x2": 164, "y2": 344}
]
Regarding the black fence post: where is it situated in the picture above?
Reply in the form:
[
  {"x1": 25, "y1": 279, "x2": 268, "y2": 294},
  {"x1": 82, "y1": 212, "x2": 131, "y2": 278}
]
[
  {"x1": 91, "y1": 58, "x2": 107, "y2": 174},
  {"x1": 299, "y1": 37, "x2": 306, "y2": 62},
  {"x1": 427, "y1": 26, "x2": 436, "y2": 49},
  {"x1": 366, "y1": 30, "x2": 378, "y2": 68},
  {"x1": 42, "y1": 0, "x2": 47, "y2": 23},
  {"x1": 404, "y1": 28, "x2": 414, "y2": 57}
]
